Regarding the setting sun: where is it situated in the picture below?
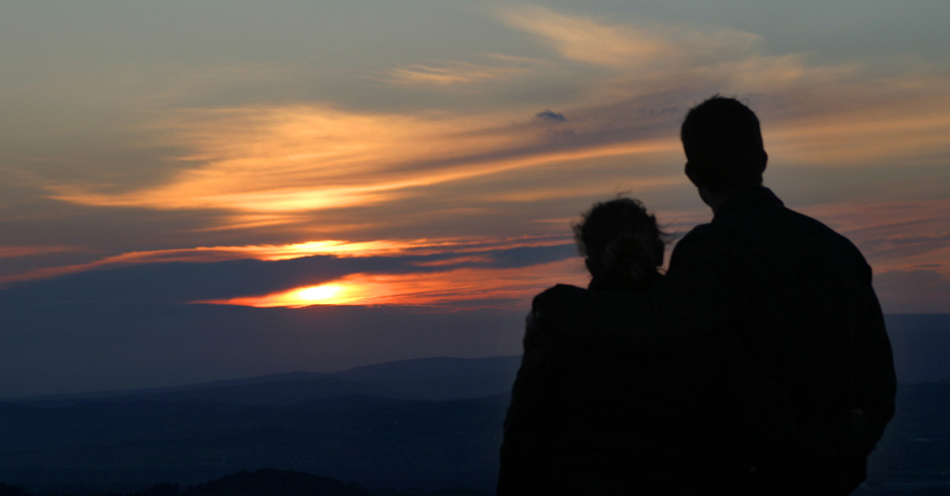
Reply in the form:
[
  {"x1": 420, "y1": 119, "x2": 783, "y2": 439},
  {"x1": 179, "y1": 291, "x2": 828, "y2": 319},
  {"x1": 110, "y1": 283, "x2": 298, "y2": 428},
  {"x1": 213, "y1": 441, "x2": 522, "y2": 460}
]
[
  {"x1": 214, "y1": 283, "x2": 354, "y2": 307},
  {"x1": 294, "y1": 284, "x2": 345, "y2": 304},
  {"x1": 197, "y1": 258, "x2": 587, "y2": 309}
]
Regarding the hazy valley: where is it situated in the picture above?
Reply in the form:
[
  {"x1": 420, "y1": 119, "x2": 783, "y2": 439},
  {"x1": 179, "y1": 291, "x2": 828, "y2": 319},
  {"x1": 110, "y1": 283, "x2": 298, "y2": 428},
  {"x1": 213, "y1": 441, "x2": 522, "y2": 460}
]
[{"x1": 0, "y1": 314, "x2": 947, "y2": 495}]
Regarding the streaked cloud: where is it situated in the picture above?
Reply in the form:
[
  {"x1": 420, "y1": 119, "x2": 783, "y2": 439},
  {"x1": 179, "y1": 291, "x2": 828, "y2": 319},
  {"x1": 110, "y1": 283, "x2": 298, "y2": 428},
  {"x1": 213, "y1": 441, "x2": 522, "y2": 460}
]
[
  {"x1": 45, "y1": 102, "x2": 681, "y2": 226},
  {"x1": 499, "y1": 4, "x2": 950, "y2": 171},
  {"x1": 500, "y1": 5, "x2": 689, "y2": 69},
  {"x1": 9, "y1": 3, "x2": 950, "y2": 315},
  {"x1": 1, "y1": 235, "x2": 570, "y2": 285},
  {"x1": 767, "y1": 92, "x2": 950, "y2": 168},
  {"x1": 201, "y1": 258, "x2": 585, "y2": 308},
  {"x1": 1, "y1": 0, "x2": 950, "y2": 397},
  {"x1": 0, "y1": 245, "x2": 74, "y2": 260},
  {"x1": 498, "y1": 4, "x2": 791, "y2": 79},
  {"x1": 41, "y1": 6, "x2": 950, "y2": 221},
  {"x1": 0, "y1": 241, "x2": 579, "y2": 310},
  {"x1": 387, "y1": 58, "x2": 536, "y2": 87}
]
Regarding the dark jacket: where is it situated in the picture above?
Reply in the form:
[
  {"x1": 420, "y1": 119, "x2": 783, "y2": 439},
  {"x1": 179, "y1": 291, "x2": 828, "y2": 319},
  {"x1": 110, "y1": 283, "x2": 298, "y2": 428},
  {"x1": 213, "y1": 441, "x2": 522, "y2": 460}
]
[
  {"x1": 532, "y1": 187, "x2": 897, "y2": 494},
  {"x1": 498, "y1": 276, "x2": 724, "y2": 496}
]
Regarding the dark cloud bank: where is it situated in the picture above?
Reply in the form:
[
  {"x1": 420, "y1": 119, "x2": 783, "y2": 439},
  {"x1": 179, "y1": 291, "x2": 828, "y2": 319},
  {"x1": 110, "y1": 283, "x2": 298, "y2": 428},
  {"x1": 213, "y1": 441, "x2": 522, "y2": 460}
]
[
  {"x1": 0, "y1": 244, "x2": 575, "y2": 397},
  {"x1": 1, "y1": 242, "x2": 947, "y2": 397},
  {"x1": 0, "y1": 243, "x2": 576, "y2": 308}
]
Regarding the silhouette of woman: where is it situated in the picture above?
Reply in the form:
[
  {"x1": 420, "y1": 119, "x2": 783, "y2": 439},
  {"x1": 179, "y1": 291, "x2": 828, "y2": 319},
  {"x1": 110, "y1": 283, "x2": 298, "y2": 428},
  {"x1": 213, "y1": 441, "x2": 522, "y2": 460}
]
[{"x1": 498, "y1": 197, "x2": 721, "y2": 495}]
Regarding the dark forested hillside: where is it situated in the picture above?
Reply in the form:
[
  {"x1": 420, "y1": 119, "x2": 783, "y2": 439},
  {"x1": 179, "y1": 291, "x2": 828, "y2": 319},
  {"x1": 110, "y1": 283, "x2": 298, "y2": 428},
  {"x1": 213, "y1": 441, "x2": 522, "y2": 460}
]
[
  {"x1": 0, "y1": 317, "x2": 948, "y2": 496},
  {"x1": 0, "y1": 469, "x2": 492, "y2": 496}
]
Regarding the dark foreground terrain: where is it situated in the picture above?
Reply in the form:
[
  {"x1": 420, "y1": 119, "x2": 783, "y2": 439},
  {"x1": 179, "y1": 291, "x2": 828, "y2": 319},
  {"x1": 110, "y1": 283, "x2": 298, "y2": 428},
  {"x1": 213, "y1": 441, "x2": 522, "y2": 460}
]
[
  {"x1": 0, "y1": 469, "x2": 490, "y2": 495},
  {"x1": 0, "y1": 374, "x2": 947, "y2": 496},
  {"x1": 0, "y1": 314, "x2": 947, "y2": 495},
  {"x1": 0, "y1": 357, "x2": 518, "y2": 494}
]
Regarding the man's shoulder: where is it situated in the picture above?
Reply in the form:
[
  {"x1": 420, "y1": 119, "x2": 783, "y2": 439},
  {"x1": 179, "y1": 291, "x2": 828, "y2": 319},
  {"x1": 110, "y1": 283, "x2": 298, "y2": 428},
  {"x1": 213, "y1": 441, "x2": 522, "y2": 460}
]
[
  {"x1": 781, "y1": 207, "x2": 868, "y2": 260},
  {"x1": 783, "y1": 205, "x2": 838, "y2": 232},
  {"x1": 713, "y1": 197, "x2": 865, "y2": 257},
  {"x1": 681, "y1": 221, "x2": 715, "y2": 239},
  {"x1": 711, "y1": 201, "x2": 873, "y2": 287},
  {"x1": 669, "y1": 222, "x2": 730, "y2": 267}
]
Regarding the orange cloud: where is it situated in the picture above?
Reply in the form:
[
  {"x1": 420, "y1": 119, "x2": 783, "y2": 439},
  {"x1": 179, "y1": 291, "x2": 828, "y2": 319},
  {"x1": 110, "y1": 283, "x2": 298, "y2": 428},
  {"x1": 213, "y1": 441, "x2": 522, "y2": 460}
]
[
  {"x1": 28, "y1": 5, "x2": 950, "y2": 313},
  {"x1": 0, "y1": 245, "x2": 74, "y2": 260},
  {"x1": 500, "y1": 5, "x2": 775, "y2": 75},
  {"x1": 47, "y1": 106, "x2": 521, "y2": 213},
  {"x1": 199, "y1": 258, "x2": 587, "y2": 309},
  {"x1": 387, "y1": 60, "x2": 534, "y2": 86},
  {"x1": 46, "y1": 103, "x2": 680, "y2": 221},
  {"x1": 768, "y1": 94, "x2": 950, "y2": 167},
  {"x1": 500, "y1": 6, "x2": 683, "y2": 69},
  {"x1": 498, "y1": 5, "x2": 950, "y2": 171},
  {"x1": 41, "y1": 8, "x2": 950, "y2": 239}
]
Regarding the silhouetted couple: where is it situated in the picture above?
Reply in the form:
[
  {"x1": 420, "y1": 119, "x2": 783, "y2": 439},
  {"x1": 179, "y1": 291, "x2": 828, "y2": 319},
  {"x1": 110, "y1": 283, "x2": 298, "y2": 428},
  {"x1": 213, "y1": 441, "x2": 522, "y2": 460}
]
[{"x1": 499, "y1": 96, "x2": 896, "y2": 495}]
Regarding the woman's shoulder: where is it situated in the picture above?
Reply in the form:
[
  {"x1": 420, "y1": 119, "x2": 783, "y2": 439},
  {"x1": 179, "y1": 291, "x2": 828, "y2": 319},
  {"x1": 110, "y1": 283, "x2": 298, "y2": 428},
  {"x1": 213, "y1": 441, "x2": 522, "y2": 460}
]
[
  {"x1": 527, "y1": 282, "x2": 647, "y2": 347},
  {"x1": 530, "y1": 284, "x2": 596, "y2": 332},
  {"x1": 532, "y1": 283, "x2": 588, "y2": 307}
]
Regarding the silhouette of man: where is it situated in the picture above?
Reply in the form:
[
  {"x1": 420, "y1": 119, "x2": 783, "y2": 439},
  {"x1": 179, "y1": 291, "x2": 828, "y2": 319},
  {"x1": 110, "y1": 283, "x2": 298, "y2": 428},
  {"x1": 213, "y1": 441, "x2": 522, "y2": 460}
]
[{"x1": 532, "y1": 96, "x2": 896, "y2": 494}]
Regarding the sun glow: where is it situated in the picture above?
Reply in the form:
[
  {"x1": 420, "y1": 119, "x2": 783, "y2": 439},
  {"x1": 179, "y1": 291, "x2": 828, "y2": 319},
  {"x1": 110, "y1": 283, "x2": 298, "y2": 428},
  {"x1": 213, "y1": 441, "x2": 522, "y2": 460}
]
[
  {"x1": 197, "y1": 258, "x2": 588, "y2": 309},
  {"x1": 206, "y1": 282, "x2": 355, "y2": 307},
  {"x1": 294, "y1": 284, "x2": 345, "y2": 304}
]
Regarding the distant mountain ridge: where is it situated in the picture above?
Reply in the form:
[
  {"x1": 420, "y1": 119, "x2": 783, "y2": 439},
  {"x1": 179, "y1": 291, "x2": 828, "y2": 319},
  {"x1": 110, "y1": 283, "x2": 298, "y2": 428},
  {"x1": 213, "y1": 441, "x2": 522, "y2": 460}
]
[
  {"x1": 0, "y1": 356, "x2": 524, "y2": 492},
  {"x1": 0, "y1": 314, "x2": 946, "y2": 493},
  {"x1": 1, "y1": 350, "x2": 950, "y2": 493},
  {"x1": 10, "y1": 355, "x2": 524, "y2": 406},
  {"x1": 7, "y1": 312, "x2": 948, "y2": 408}
]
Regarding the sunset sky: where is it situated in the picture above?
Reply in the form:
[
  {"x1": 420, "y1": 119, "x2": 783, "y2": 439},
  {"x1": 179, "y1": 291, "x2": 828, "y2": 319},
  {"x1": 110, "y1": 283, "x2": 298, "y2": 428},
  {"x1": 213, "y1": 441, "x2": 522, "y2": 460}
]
[{"x1": 2, "y1": 1, "x2": 949, "y2": 395}]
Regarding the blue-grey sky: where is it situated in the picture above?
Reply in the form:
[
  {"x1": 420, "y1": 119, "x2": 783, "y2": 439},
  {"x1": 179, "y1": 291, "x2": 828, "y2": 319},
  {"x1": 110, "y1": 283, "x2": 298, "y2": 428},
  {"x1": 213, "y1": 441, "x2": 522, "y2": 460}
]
[{"x1": 2, "y1": 0, "x2": 949, "y2": 394}]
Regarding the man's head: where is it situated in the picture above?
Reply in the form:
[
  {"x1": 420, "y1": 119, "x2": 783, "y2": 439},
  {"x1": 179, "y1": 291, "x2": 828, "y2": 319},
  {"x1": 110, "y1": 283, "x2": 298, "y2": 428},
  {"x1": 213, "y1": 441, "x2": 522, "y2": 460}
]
[{"x1": 680, "y1": 95, "x2": 767, "y2": 195}]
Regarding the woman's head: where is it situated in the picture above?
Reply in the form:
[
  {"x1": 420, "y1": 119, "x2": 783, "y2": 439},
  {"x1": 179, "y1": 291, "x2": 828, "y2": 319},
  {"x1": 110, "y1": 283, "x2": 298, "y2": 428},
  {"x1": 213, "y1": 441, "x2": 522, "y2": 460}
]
[{"x1": 574, "y1": 197, "x2": 665, "y2": 287}]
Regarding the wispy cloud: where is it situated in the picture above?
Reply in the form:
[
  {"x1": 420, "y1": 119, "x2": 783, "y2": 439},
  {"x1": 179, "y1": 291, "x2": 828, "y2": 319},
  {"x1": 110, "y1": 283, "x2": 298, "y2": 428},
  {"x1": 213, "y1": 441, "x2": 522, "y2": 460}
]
[
  {"x1": 0, "y1": 245, "x2": 74, "y2": 260},
  {"x1": 47, "y1": 106, "x2": 523, "y2": 214},
  {"x1": 46, "y1": 103, "x2": 680, "y2": 222},
  {"x1": 500, "y1": 6, "x2": 950, "y2": 169},
  {"x1": 500, "y1": 5, "x2": 684, "y2": 69},
  {"x1": 499, "y1": 5, "x2": 767, "y2": 73},
  {"x1": 387, "y1": 60, "x2": 533, "y2": 87},
  {"x1": 25, "y1": 5, "x2": 950, "y2": 313},
  {"x1": 46, "y1": 7, "x2": 950, "y2": 226},
  {"x1": 767, "y1": 92, "x2": 950, "y2": 167}
]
